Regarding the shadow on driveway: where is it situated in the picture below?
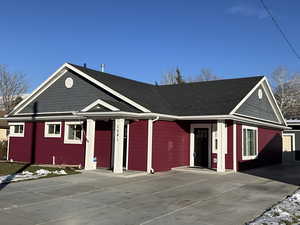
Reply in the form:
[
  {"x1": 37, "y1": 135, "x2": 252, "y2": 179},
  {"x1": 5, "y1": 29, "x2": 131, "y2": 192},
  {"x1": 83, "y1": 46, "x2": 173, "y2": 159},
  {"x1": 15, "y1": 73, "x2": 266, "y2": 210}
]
[{"x1": 241, "y1": 163, "x2": 300, "y2": 186}]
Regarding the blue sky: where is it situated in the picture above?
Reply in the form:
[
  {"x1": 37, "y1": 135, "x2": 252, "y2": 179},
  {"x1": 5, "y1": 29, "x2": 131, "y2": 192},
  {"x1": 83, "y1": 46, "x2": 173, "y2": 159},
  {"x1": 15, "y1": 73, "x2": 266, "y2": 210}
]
[{"x1": 0, "y1": 0, "x2": 299, "y2": 91}]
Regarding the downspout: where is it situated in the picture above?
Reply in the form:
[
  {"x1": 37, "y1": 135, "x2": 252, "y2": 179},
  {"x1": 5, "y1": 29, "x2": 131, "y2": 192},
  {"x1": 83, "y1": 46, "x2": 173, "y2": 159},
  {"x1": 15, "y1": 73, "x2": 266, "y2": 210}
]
[{"x1": 149, "y1": 116, "x2": 159, "y2": 174}]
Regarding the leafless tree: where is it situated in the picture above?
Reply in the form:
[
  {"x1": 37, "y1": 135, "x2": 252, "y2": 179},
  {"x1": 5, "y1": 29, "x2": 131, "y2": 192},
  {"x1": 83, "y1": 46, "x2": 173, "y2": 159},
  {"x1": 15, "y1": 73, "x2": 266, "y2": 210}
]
[
  {"x1": 270, "y1": 66, "x2": 300, "y2": 119},
  {"x1": 160, "y1": 67, "x2": 185, "y2": 85},
  {"x1": 0, "y1": 65, "x2": 28, "y2": 113},
  {"x1": 186, "y1": 68, "x2": 220, "y2": 83}
]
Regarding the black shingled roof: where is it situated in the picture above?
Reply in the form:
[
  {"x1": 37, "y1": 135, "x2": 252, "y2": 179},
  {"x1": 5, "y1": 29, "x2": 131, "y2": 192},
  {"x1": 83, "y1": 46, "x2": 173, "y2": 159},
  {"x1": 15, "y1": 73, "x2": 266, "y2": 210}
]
[{"x1": 70, "y1": 64, "x2": 263, "y2": 116}]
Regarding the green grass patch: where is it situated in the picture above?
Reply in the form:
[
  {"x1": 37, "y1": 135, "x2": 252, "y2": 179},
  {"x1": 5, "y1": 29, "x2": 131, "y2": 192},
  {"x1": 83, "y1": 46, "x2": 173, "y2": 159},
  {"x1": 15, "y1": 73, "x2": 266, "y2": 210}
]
[{"x1": 0, "y1": 161, "x2": 80, "y2": 177}]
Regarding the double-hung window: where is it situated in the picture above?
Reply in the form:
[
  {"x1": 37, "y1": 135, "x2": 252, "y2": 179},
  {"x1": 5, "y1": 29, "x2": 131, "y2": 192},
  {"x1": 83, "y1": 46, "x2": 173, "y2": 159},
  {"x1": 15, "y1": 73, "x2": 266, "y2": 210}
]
[
  {"x1": 242, "y1": 126, "x2": 258, "y2": 160},
  {"x1": 64, "y1": 121, "x2": 83, "y2": 144},
  {"x1": 44, "y1": 122, "x2": 61, "y2": 138},
  {"x1": 9, "y1": 122, "x2": 25, "y2": 137}
]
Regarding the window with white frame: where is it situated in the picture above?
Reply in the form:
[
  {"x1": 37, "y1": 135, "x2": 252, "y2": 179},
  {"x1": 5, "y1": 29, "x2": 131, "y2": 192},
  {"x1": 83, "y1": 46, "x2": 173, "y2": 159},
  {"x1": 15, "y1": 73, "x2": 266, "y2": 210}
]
[
  {"x1": 9, "y1": 122, "x2": 25, "y2": 137},
  {"x1": 44, "y1": 122, "x2": 61, "y2": 138},
  {"x1": 64, "y1": 121, "x2": 83, "y2": 144},
  {"x1": 242, "y1": 126, "x2": 258, "y2": 160}
]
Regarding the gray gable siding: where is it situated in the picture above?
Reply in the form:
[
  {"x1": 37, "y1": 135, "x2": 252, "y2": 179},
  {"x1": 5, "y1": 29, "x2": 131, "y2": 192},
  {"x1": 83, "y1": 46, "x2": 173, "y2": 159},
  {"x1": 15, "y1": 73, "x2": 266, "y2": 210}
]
[
  {"x1": 19, "y1": 70, "x2": 140, "y2": 114},
  {"x1": 236, "y1": 83, "x2": 279, "y2": 123}
]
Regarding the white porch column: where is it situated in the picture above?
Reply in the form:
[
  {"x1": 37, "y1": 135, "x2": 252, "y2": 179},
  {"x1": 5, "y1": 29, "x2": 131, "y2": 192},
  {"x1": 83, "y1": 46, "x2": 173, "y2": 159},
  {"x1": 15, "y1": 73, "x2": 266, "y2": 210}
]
[
  {"x1": 217, "y1": 120, "x2": 227, "y2": 172},
  {"x1": 85, "y1": 119, "x2": 96, "y2": 170},
  {"x1": 233, "y1": 121, "x2": 237, "y2": 172},
  {"x1": 147, "y1": 119, "x2": 153, "y2": 173},
  {"x1": 113, "y1": 118, "x2": 125, "y2": 173}
]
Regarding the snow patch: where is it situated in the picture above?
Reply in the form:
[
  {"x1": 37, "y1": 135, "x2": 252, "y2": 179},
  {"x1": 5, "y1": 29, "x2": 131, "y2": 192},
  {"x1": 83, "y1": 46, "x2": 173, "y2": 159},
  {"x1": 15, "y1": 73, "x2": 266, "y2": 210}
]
[
  {"x1": 0, "y1": 169, "x2": 68, "y2": 184},
  {"x1": 248, "y1": 189, "x2": 300, "y2": 225}
]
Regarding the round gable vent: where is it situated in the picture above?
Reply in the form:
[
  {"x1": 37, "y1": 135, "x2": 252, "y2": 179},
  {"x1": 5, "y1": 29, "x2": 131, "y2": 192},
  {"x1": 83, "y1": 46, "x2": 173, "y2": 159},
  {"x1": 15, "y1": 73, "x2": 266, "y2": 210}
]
[
  {"x1": 65, "y1": 77, "x2": 74, "y2": 88},
  {"x1": 258, "y1": 89, "x2": 263, "y2": 100}
]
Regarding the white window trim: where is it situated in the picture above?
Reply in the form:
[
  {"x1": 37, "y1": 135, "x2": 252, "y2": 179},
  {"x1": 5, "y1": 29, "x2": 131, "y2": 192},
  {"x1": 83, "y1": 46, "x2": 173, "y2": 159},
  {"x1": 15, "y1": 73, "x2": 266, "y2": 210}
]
[
  {"x1": 44, "y1": 122, "x2": 62, "y2": 138},
  {"x1": 9, "y1": 122, "x2": 25, "y2": 137},
  {"x1": 242, "y1": 125, "x2": 258, "y2": 160},
  {"x1": 64, "y1": 121, "x2": 83, "y2": 144}
]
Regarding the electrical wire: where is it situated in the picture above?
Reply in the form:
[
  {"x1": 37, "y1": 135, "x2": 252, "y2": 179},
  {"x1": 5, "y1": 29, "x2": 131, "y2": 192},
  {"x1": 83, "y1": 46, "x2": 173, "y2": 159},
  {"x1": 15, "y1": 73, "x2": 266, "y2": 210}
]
[{"x1": 260, "y1": 0, "x2": 300, "y2": 60}]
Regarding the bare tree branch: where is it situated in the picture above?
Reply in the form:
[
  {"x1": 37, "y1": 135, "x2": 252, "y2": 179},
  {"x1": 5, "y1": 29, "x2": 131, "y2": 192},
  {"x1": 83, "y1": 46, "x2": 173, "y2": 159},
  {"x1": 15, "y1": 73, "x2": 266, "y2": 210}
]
[
  {"x1": 160, "y1": 67, "x2": 185, "y2": 85},
  {"x1": 0, "y1": 65, "x2": 28, "y2": 113},
  {"x1": 269, "y1": 66, "x2": 300, "y2": 119}
]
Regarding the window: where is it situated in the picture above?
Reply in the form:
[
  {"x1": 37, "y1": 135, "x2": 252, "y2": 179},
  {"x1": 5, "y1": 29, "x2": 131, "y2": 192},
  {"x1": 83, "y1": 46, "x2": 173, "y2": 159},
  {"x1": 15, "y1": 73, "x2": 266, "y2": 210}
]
[
  {"x1": 242, "y1": 126, "x2": 258, "y2": 160},
  {"x1": 44, "y1": 122, "x2": 61, "y2": 138},
  {"x1": 9, "y1": 122, "x2": 25, "y2": 137},
  {"x1": 64, "y1": 121, "x2": 83, "y2": 144}
]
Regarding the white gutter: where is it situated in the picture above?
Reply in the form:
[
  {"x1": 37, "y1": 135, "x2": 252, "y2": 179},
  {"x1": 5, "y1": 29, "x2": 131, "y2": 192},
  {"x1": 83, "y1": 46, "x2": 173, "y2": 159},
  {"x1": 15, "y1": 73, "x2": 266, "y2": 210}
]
[{"x1": 3, "y1": 111, "x2": 289, "y2": 129}]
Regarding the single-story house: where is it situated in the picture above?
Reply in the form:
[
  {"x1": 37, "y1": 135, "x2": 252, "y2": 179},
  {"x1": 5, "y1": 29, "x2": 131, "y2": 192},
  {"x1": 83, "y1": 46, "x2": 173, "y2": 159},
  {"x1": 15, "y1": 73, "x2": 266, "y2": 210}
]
[
  {"x1": 283, "y1": 119, "x2": 300, "y2": 162},
  {"x1": 5, "y1": 63, "x2": 287, "y2": 173}
]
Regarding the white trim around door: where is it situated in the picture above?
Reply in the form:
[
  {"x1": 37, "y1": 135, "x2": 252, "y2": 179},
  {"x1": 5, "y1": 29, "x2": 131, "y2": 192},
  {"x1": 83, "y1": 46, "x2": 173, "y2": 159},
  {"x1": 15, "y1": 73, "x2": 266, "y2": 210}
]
[{"x1": 190, "y1": 123, "x2": 212, "y2": 168}]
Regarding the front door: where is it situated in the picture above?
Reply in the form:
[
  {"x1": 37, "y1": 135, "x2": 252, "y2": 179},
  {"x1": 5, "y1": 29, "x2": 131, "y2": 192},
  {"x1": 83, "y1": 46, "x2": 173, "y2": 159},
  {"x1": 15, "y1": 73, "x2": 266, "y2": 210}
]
[{"x1": 194, "y1": 128, "x2": 209, "y2": 167}]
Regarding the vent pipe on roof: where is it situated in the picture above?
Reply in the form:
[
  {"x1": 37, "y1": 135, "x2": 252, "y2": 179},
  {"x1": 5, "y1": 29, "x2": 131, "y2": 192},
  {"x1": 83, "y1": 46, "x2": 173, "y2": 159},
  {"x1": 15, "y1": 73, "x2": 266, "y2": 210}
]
[{"x1": 100, "y1": 64, "x2": 105, "y2": 72}]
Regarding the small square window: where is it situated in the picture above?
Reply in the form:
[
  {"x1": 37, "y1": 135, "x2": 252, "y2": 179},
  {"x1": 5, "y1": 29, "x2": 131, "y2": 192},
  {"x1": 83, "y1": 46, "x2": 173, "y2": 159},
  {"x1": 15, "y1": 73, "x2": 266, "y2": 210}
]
[
  {"x1": 44, "y1": 122, "x2": 61, "y2": 138},
  {"x1": 9, "y1": 123, "x2": 25, "y2": 137}
]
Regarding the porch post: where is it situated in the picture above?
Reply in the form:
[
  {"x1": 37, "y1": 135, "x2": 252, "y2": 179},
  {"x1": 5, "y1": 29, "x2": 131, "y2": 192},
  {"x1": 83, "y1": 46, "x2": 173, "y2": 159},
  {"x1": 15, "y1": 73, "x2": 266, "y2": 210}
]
[
  {"x1": 113, "y1": 118, "x2": 125, "y2": 173},
  {"x1": 147, "y1": 119, "x2": 153, "y2": 173},
  {"x1": 85, "y1": 119, "x2": 96, "y2": 170},
  {"x1": 233, "y1": 121, "x2": 237, "y2": 172},
  {"x1": 217, "y1": 120, "x2": 227, "y2": 172}
]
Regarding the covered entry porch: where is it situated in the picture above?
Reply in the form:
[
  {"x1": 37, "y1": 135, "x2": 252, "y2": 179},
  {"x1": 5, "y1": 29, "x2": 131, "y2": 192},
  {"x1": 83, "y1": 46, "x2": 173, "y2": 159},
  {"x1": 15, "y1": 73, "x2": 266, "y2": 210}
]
[{"x1": 83, "y1": 116, "x2": 233, "y2": 174}]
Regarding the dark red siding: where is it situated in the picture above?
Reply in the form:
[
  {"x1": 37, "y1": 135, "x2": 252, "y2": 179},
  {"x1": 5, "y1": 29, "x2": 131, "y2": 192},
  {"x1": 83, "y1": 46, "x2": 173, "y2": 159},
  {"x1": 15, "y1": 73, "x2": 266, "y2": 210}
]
[
  {"x1": 9, "y1": 121, "x2": 86, "y2": 167},
  {"x1": 226, "y1": 120, "x2": 233, "y2": 169},
  {"x1": 236, "y1": 124, "x2": 282, "y2": 171},
  {"x1": 152, "y1": 121, "x2": 190, "y2": 172},
  {"x1": 127, "y1": 120, "x2": 148, "y2": 171},
  {"x1": 9, "y1": 122, "x2": 33, "y2": 162},
  {"x1": 94, "y1": 121, "x2": 113, "y2": 168}
]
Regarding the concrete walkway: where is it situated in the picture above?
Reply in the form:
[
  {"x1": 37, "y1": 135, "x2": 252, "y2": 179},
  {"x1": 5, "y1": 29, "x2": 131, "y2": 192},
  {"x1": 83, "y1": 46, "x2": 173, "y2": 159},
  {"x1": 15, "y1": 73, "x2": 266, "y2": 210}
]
[{"x1": 0, "y1": 164, "x2": 299, "y2": 225}]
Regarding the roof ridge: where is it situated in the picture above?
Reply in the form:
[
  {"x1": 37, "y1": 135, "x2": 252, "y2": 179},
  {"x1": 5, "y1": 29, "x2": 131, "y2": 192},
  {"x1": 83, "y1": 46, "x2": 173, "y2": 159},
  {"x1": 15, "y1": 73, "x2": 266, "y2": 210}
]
[
  {"x1": 68, "y1": 63, "x2": 156, "y2": 87},
  {"x1": 158, "y1": 75, "x2": 264, "y2": 87}
]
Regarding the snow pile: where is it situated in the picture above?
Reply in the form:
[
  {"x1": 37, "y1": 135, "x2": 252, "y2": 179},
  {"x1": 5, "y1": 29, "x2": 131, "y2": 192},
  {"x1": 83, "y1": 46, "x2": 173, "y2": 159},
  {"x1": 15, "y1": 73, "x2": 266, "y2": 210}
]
[
  {"x1": 248, "y1": 190, "x2": 300, "y2": 225},
  {"x1": 0, "y1": 169, "x2": 67, "y2": 184}
]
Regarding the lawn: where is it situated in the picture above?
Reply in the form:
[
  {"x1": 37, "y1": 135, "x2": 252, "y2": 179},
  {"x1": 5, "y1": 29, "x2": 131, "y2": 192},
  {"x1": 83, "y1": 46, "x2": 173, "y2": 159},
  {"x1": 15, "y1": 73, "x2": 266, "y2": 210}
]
[{"x1": 0, "y1": 161, "x2": 80, "y2": 183}]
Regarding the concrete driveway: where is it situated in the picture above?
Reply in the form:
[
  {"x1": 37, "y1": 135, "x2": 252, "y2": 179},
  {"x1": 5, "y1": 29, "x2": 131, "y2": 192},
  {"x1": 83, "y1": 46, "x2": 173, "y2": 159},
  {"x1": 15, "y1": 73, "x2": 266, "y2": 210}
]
[{"x1": 0, "y1": 164, "x2": 299, "y2": 225}]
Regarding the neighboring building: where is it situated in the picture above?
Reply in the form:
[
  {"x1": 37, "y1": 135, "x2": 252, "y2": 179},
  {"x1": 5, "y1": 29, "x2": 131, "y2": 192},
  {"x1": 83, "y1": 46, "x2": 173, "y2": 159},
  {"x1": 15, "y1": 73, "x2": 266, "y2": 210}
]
[
  {"x1": 5, "y1": 63, "x2": 287, "y2": 173},
  {"x1": 0, "y1": 111, "x2": 8, "y2": 141},
  {"x1": 283, "y1": 119, "x2": 300, "y2": 163}
]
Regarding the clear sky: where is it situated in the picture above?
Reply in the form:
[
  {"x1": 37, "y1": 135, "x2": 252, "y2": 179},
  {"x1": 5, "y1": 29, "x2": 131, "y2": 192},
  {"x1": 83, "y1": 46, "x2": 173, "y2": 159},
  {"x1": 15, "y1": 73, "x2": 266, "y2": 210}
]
[{"x1": 0, "y1": 0, "x2": 299, "y2": 91}]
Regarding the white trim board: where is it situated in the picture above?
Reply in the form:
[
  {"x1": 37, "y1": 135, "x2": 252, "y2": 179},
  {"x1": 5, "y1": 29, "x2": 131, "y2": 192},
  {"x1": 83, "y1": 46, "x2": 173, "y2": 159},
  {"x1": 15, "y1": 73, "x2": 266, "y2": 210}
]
[
  {"x1": 4, "y1": 112, "x2": 289, "y2": 130},
  {"x1": 10, "y1": 63, "x2": 150, "y2": 116},
  {"x1": 81, "y1": 99, "x2": 120, "y2": 112}
]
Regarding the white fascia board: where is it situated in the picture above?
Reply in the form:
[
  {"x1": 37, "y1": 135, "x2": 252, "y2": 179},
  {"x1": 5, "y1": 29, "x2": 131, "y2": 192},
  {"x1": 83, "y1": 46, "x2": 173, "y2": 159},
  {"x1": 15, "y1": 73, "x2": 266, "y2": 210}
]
[
  {"x1": 10, "y1": 63, "x2": 69, "y2": 115},
  {"x1": 81, "y1": 99, "x2": 120, "y2": 112},
  {"x1": 66, "y1": 64, "x2": 150, "y2": 113},
  {"x1": 4, "y1": 115, "x2": 85, "y2": 121},
  {"x1": 229, "y1": 76, "x2": 264, "y2": 115},
  {"x1": 233, "y1": 112, "x2": 283, "y2": 126},
  {"x1": 231, "y1": 115, "x2": 289, "y2": 130}
]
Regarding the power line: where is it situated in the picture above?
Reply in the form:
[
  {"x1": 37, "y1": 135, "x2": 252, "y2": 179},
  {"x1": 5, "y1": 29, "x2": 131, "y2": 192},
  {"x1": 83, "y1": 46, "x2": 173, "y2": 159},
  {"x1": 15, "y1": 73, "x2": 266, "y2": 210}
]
[{"x1": 260, "y1": 0, "x2": 300, "y2": 61}]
